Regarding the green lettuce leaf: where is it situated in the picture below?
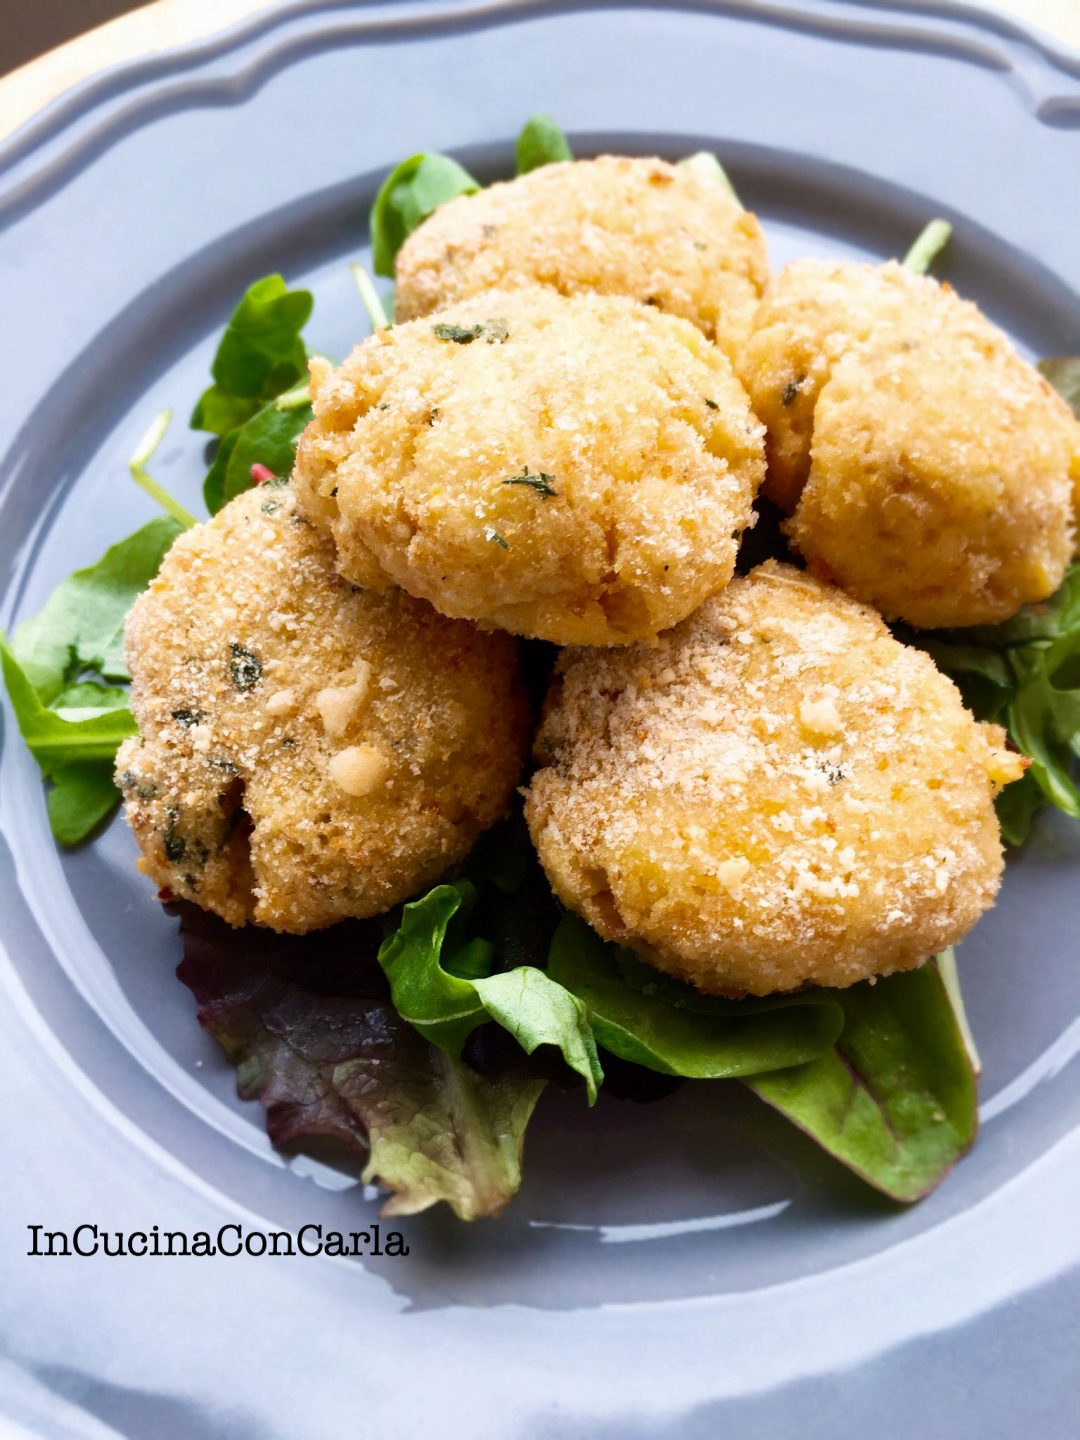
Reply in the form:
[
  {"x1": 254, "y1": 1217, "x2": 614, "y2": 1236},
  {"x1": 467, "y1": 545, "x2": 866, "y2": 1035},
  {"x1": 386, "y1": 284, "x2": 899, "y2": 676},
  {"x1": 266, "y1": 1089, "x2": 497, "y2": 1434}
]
[
  {"x1": 176, "y1": 902, "x2": 543, "y2": 1219},
  {"x1": 53, "y1": 680, "x2": 131, "y2": 714},
  {"x1": 0, "y1": 639, "x2": 137, "y2": 766},
  {"x1": 190, "y1": 275, "x2": 313, "y2": 436},
  {"x1": 547, "y1": 914, "x2": 844, "y2": 1077},
  {"x1": 993, "y1": 771, "x2": 1046, "y2": 849},
  {"x1": 920, "y1": 563, "x2": 1080, "y2": 844},
  {"x1": 515, "y1": 114, "x2": 573, "y2": 174},
  {"x1": 370, "y1": 153, "x2": 479, "y2": 277},
  {"x1": 747, "y1": 958, "x2": 978, "y2": 1202},
  {"x1": 1, "y1": 636, "x2": 137, "y2": 843},
  {"x1": 378, "y1": 883, "x2": 602, "y2": 1103},
  {"x1": 11, "y1": 517, "x2": 181, "y2": 702},
  {"x1": 46, "y1": 761, "x2": 128, "y2": 845},
  {"x1": 203, "y1": 393, "x2": 313, "y2": 514},
  {"x1": 1, "y1": 519, "x2": 180, "y2": 843}
]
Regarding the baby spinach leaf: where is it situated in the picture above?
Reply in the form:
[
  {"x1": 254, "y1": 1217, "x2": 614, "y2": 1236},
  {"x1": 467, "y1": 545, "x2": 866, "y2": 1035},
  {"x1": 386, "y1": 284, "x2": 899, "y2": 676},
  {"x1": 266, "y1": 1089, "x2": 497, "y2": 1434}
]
[
  {"x1": 11, "y1": 517, "x2": 181, "y2": 703},
  {"x1": 370, "y1": 152, "x2": 479, "y2": 277},
  {"x1": 204, "y1": 393, "x2": 313, "y2": 514},
  {"x1": 0, "y1": 638, "x2": 137, "y2": 764},
  {"x1": 378, "y1": 883, "x2": 602, "y2": 1102},
  {"x1": 53, "y1": 681, "x2": 131, "y2": 715},
  {"x1": 2, "y1": 507, "x2": 180, "y2": 843},
  {"x1": 515, "y1": 114, "x2": 573, "y2": 174},
  {"x1": 47, "y1": 761, "x2": 125, "y2": 845},
  {"x1": 1, "y1": 636, "x2": 137, "y2": 843},
  {"x1": 190, "y1": 275, "x2": 313, "y2": 436},
  {"x1": 202, "y1": 431, "x2": 240, "y2": 515},
  {"x1": 547, "y1": 915, "x2": 843, "y2": 1078},
  {"x1": 176, "y1": 903, "x2": 545, "y2": 1219},
  {"x1": 1038, "y1": 356, "x2": 1080, "y2": 417},
  {"x1": 746, "y1": 958, "x2": 977, "y2": 1202},
  {"x1": 1007, "y1": 640, "x2": 1080, "y2": 821},
  {"x1": 921, "y1": 563, "x2": 1080, "y2": 843},
  {"x1": 994, "y1": 770, "x2": 1047, "y2": 848}
]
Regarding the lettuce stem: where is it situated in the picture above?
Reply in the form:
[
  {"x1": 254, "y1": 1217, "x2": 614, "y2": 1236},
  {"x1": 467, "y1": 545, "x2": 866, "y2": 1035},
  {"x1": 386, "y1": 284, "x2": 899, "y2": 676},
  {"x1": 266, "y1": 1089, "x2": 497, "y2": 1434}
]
[
  {"x1": 350, "y1": 263, "x2": 391, "y2": 331},
  {"x1": 902, "y1": 219, "x2": 952, "y2": 274},
  {"x1": 128, "y1": 410, "x2": 198, "y2": 528}
]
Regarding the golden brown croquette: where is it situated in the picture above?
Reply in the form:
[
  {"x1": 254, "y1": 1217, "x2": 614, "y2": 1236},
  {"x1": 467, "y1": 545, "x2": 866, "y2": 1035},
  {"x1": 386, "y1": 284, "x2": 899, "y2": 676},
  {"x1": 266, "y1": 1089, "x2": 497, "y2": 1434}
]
[
  {"x1": 293, "y1": 287, "x2": 765, "y2": 646},
  {"x1": 116, "y1": 483, "x2": 528, "y2": 931},
  {"x1": 393, "y1": 155, "x2": 769, "y2": 362},
  {"x1": 525, "y1": 562, "x2": 1025, "y2": 996},
  {"x1": 738, "y1": 260, "x2": 1079, "y2": 628}
]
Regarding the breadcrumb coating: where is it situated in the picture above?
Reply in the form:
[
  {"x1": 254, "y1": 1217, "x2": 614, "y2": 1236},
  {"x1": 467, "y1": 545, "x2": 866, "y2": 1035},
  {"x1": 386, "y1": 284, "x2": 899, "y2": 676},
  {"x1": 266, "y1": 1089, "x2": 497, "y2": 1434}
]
[
  {"x1": 526, "y1": 562, "x2": 1024, "y2": 996},
  {"x1": 116, "y1": 483, "x2": 528, "y2": 931},
  {"x1": 394, "y1": 155, "x2": 769, "y2": 362},
  {"x1": 739, "y1": 260, "x2": 1079, "y2": 627},
  {"x1": 293, "y1": 287, "x2": 764, "y2": 645}
]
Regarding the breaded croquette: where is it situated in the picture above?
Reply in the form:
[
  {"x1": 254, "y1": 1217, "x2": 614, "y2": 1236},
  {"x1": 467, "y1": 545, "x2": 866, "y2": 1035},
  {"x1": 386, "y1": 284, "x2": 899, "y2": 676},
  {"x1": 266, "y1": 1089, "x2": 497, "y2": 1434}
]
[
  {"x1": 293, "y1": 287, "x2": 764, "y2": 646},
  {"x1": 394, "y1": 155, "x2": 769, "y2": 363},
  {"x1": 739, "y1": 260, "x2": 1079, "y2": 628},
  {"x1": 116, "y1": 483, "x2": 528, "y2": 931},
  {"x1": 526, "y1": 562, "x2": 1025, "y2": 996}
]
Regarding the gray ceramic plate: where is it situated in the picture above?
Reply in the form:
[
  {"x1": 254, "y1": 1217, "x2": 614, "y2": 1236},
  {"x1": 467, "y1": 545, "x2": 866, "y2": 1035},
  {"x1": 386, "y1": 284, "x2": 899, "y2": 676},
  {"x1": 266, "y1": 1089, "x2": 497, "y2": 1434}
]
[{"x1": 1, "y1": 3, "x2": 1078, "y2": 1436}]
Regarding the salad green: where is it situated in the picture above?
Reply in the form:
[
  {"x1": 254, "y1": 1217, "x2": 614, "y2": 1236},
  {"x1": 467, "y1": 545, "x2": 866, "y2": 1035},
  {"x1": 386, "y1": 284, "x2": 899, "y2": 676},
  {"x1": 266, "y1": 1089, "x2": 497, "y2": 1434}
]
[
  {"x1": 190, "y1": 273, "x2": 313, "y2": 437},
  {"x1": 378, "y1": 881, "x2": 603, "y2": 1102},
  {"x1": 369, "y1": 815, "x2": 978, "y2": 1204},
  {"x1": 748, "y1": 956, "x2": 978, "y2": 1201},
  {"x1": 1, "y1": 514, "x2": 182, "y2": 842},
  {"x1": 371, "y1": 152, "x2": 479, "y2": 278},
  {"x1": 916, "y1": 562, "x2": 1080, "y2": 845},
  {"x1": 177, "y1": 903, "x2": 544, "y2": 1220},
  {"x1": 1038, "y1": 357, "x2": 1080, "y2": 417},
  {"x1": 902, "y1": 217, "x2": 952, "y2": 275},
  {"x1": 515, "y1": 113, "x2": 574, "y2": 174},
  {"x1": 546, "y1": 915, "x2": 844, "y2": 1079}
]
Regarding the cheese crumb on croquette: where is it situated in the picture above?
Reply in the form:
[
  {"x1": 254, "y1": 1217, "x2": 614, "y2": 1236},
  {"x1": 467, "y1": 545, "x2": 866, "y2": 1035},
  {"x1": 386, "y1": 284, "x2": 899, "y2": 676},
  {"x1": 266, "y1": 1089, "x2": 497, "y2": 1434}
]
[
  {"x1": 329, "y1": 743, "x2": 390, "y2": 797},
  {"x1": 293, "y1": 286, "x2": 765, "y2": 646},
  {"x1": 525, "y1": 561, "x2": 1024, "y2": 996},
  {"x1": 315, "y1": 663, "x2": 371, "y2": 738},
  {"x1": 394, "y1": 155, "x2": 769, "y2": 363},
  {"x1": 116, "y1": 483, "x2": 528, "y2": 932},
  {"x1": 738, "y1": 259, "x2": 1079, "y2": 628}
]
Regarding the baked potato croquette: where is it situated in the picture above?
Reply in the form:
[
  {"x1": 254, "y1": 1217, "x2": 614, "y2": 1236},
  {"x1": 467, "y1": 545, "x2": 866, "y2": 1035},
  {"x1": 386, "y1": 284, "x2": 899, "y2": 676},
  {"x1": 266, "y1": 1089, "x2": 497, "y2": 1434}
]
[
  {"x1": 293, "y1": 287, "x2": 764, "y2": 645},
  {"x1": 394, "y1": 155, "x2": 769, "y2": 361},
  {"x1": 116, "y1": 484, "x2": 528, "y2": 932},
  {"x1": 526, "y1": 562, "x2": 1024, "y2": 996},
  {"x1": 739, "y1": 260, "x2": 1079, "y2": 628}
]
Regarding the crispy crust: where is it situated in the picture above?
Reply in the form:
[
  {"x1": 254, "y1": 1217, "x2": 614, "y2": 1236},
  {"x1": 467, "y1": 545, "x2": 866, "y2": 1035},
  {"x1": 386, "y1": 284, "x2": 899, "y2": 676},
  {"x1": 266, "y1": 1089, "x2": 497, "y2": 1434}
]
[
  {"x1": 117, "y1": 483, "x2": 529, "y2": 931},
  {"x1": 293, "y1": 287, "x2": 765, "y2": 645},
  {"x1": 738, "y1": 260, "x2": 1079, "y2": 627},
  {"x1": 394, "y1": 155, "x2": 769, "y2": 363},
  {"x1": 526, "y1": 562, "x2": 1023, "y2": 995}
]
